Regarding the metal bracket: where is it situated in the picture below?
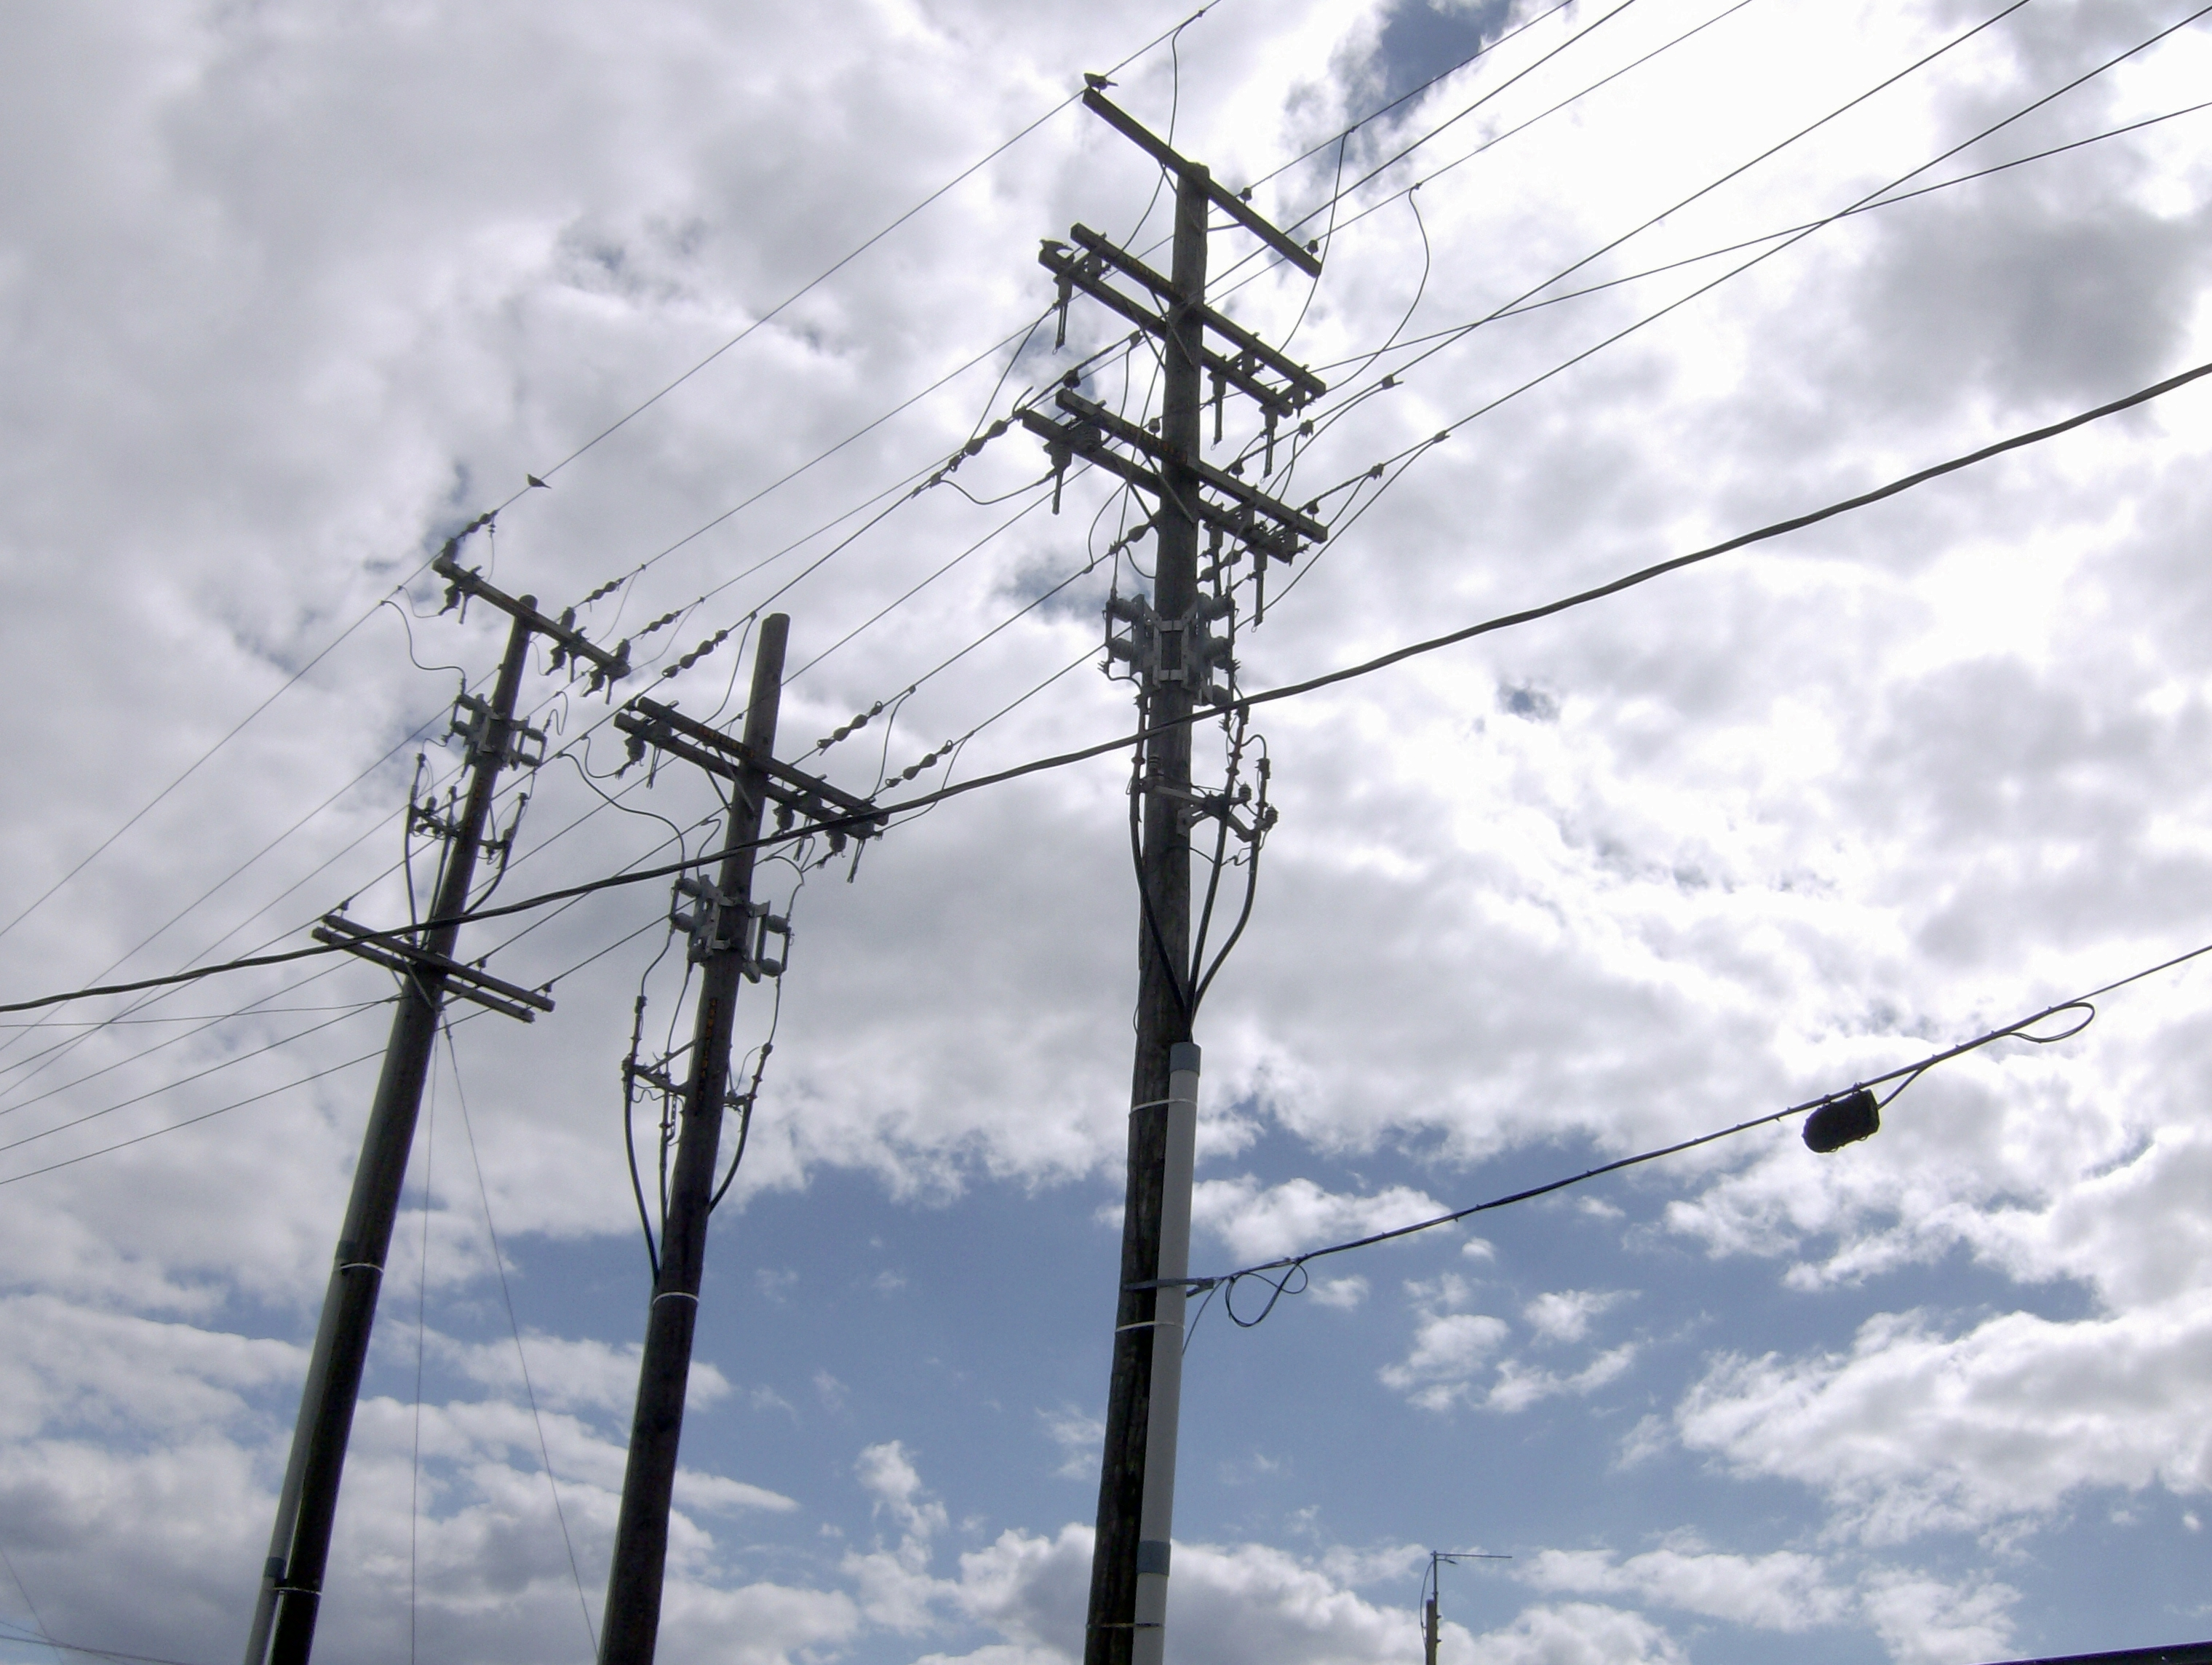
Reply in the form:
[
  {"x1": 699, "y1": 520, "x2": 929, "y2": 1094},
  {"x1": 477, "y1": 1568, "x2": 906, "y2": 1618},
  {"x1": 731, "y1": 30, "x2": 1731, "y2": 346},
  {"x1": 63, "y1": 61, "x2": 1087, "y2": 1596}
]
[
  {"x1": 449, "y1": 693, "x2": 547, "y2": 771},
  {"x1": 1104, "y1": 594, "x2": 1236, "y2": 704}
]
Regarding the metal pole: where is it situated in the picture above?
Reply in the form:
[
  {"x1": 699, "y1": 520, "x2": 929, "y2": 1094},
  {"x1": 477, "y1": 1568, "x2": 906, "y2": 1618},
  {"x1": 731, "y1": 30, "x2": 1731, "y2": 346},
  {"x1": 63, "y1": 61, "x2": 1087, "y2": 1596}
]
[
  {"x1": 598, "y1": 613, "x2": 788, "y2": 1665},
  {"x1": 1086, "y1": 161, "x2": 1209, "y2": 1665},
  {"x1": 252, "y1": 608, "x2": 537, "y2": 1665}
]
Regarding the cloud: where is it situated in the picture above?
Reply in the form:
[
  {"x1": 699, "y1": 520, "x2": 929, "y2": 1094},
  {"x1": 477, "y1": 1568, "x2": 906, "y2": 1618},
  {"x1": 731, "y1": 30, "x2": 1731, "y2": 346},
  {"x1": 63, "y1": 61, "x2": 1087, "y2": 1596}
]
[
  {"x1": 1521, "y1": 1288, "x2": 1628, "y2": 1343},
  {"x1": 1380, "y1": 1310, "x2": 1511, "y2": 1410},
  {"x1": 1519, "y1": 1546, "x2": 1848, "y2": 1632},
  {"x1": 1463, "y1": 1601, "x2": 1685, "y2": 1665},
  {"x1": 1191, "y1": 1175, "x2": 1449, "y2": 1264},
  {"x1": 1678, "y1": 1301, "x2": 2212, "y2": 1542},
  {"x1": 1038, "y1": 1404, "x2": 1104, "y2": 1481}
]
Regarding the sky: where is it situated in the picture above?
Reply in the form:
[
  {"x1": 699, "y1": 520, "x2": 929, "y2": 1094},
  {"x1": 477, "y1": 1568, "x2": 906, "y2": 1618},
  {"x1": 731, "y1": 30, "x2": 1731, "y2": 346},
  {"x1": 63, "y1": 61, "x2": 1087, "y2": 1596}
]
[{"x1": 3, "y1": 1, "x2": 2212, "y2": 1664}]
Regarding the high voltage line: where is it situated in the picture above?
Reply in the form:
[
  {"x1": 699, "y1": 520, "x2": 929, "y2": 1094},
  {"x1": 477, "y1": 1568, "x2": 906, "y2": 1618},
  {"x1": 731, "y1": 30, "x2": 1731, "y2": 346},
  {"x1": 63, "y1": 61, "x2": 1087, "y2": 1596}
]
[
  {"x1": 0, "y1": 4, "x2": 1224, "y2": 956},
  {"x1": 5, "y1": 350, "x2": 2202, "y2": 1028},
  {"x1": 0, "y1": 0, "x2": 2073, "y2": 999}
]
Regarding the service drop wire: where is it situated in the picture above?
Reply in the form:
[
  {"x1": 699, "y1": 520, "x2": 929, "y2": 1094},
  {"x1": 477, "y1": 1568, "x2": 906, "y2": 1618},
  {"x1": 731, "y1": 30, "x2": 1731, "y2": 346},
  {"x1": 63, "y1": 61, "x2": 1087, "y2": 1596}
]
[{"x1": 1166, "y1": 938, "x2": 2212, "y2": 1330}]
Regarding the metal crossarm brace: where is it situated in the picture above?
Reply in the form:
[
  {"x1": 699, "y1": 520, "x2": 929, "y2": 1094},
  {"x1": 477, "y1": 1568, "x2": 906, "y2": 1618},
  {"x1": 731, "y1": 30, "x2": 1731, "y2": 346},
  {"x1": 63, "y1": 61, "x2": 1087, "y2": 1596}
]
[
  {"x1": 433, "y1": 552, "x2": 632, "y2": 691},
  {"x1": 1055, "y1": 389, "x2": 1329, "y2": 544},
  {"x1": 311, "y1": 914, "x2": 554, "y2": 1022},
  {"x1": 1019, "y1": 407, "x2": 1304, "y2": 564},
  {"x1": 617, "y1": 699, "x2": 890, "y2": 838},
  {"x1": 1080, "y1": 91, "x2": 1322, "y2": 277}
]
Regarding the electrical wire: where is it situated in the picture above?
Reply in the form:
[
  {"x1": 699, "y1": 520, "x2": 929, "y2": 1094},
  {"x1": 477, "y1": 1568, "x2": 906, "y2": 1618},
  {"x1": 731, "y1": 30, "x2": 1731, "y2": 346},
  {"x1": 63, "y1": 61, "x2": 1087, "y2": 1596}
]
[
  {"x1": 8, "y1": 349, "x2": 2206, "y2": 1022},
  {"x1": 1174, "y1": 955, "x2": 2203, "y2": 1330},
  {"x1": 442, "y1": 1020, "x2": 597, "y2": 1660},
  {"x1": 496, "y1": 5, "x2": 1220, "y2": 510},
  {"x1": 0, "y1": 1620, "x2": 206, "y2": 1665},
  {"x1": 1286, "y1": 0, "x2": 2201, "y2": 507}
]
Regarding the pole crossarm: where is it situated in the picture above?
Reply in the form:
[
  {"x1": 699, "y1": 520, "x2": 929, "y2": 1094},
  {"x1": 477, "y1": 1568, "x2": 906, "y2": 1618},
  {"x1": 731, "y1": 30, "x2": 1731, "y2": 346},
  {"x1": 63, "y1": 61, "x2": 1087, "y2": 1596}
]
[
  {"x1": 1017, "y1": 407, "x2": 1312, "y2": 564},
  {"x1": 1080, "y1": 90, "x2": 1324, "y2": 277},
  {"x1": 1054, "y1": 389, "x2": 1329, "y2": 543},
  {"x1": 433, "y1": 552, "x2": 632, "y2": 693},
  {"x1": 1041, "y1": 230, "x2": 1326, "y2": 416},
  {"x1": 310, "y1": 913, "x2": 553, "y2": 1021},
  {"x1": 616, "y1": 698, "x2": 891, "y2": 839}
]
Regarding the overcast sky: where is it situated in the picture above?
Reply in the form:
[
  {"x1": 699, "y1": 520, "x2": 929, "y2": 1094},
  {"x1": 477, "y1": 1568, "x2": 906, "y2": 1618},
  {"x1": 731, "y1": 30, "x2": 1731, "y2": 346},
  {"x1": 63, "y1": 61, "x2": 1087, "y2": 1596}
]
[{"x1": 4, "y1": 3, "x2": 2212, "y2": 1664}]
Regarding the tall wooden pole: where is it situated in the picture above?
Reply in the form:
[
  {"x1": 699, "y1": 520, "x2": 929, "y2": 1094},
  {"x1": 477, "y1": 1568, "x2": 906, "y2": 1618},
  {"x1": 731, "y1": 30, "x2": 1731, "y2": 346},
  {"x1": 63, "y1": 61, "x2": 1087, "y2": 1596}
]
[
  {"x1": 598, "y1": 614, "x2": 788, "y2": 1665},
  {"x1": 252, "y1": 609, "x2": 537, "y2": 1665},
  {"x1": 1085, "y1": 162, "x2": 1210, "y2": 1665}
]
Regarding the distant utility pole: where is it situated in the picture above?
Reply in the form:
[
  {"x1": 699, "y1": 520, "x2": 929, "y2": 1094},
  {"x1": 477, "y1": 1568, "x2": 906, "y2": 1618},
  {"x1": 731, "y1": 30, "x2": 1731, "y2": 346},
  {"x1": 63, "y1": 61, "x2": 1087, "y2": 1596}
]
[
  {"x1": 1423, "y1": 1549, "x2": 1510, "y2": 1665},
  {"x1": 600, "y1": 620, "x2": 886, "y2": 1665},
  {"x1": 247, "y1": 534, "x2": 629, "y2": 1665},
  {"x1": 1022, "y1": 89, "x2": 1326, "y2": 1665}
]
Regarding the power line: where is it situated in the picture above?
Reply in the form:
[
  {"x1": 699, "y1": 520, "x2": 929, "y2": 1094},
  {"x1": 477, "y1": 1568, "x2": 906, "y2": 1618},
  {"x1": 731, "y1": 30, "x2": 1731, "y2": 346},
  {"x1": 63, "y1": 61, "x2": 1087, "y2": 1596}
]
[
  {"x1": 1176, "y1": 937, "x2": 2212, "y2": 1327},
  {"x1": 1300, "y1": 0, "x2": 2204, "y2": 488},
  {"x1": 0, "y1": 13, "x2": 1218, "y2": 960},
  {"x1": 0, "y1": 1620, "x2": 207, "y2": 1665},
  {"x1": 1343, "y1": 96, "x2": 2212, "y2": 356},
  {"x1": 496, "y1": 6, "x2": 1220, "y2": 508},
  {"x1": 7, "y1": 351, "x2": 2204, "y2": 1022}
]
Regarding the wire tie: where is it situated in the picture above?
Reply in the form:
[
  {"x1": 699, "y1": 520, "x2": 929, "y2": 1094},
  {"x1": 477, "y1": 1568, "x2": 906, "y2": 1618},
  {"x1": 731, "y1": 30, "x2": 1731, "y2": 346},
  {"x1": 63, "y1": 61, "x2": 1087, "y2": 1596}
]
[{"x1": 652, "y1": 1290, "x2": 700, "y2": 1306}]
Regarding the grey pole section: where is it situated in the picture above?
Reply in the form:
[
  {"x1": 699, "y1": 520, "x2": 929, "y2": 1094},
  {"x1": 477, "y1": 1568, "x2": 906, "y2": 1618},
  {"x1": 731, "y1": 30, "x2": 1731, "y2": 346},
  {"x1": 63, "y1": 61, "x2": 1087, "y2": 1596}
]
[
  {"x1": 1130, "y1": 1044, "x2": 1199, "y2": 1665},
  {"x1": 1086, "y1": 162, "x2": 1209, "y2": 1665},
  {"x1": 252, "y1": 608, "x2": 538, "y2": 1665},
  {"x1": 598, "y1": 613, "x2": 788, "y2": 1665},
  {"x1": 1424, "y1": 1557, "x2": 1441, "y2": 1665}
]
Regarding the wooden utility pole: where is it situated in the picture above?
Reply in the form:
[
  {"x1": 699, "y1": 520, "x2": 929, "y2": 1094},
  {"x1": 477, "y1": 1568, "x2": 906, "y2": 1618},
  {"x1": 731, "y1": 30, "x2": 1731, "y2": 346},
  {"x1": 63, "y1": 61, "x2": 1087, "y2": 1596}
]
[
  {"x1": 248, "y1": 539, "x2": 628, "y2": 1665},
  {"x1": 599, "y1": 618, "x2": 886, "y2": 1664},
  {"x1": 1021, "y1": 90, "x2": 1326, "y2": 1665}
]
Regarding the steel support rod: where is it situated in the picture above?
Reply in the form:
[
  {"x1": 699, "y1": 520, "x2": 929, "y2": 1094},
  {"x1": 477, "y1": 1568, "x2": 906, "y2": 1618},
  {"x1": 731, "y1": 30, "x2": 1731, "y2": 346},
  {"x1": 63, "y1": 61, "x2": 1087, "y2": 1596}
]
[
  {"x1": 1086, "y1": 160, "x2": 1209, "y2": 1665},
  {"x1": 250, "y1": 608, "x2": 537, "y2": 1665},
  {"x1": 597, "y1": 613, "x2": 789, "y2": 1665}
]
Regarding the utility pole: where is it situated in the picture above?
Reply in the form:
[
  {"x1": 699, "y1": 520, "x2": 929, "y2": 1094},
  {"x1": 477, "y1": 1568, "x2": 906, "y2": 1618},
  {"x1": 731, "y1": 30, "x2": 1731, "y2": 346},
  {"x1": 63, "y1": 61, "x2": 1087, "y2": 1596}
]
[
  {"x1": 600, "y1": 619, "x2": 886, "y2": 1664},
  {"x1": 1423, "y1": 1549, "x2": 1511, "y2": 1665},
  {"x1": 1022, "y1": 90, "x2": 1326, "y2": 1665},
  {"x1": 247, "y1": 534, "x2": 629, "y2": 1665}
]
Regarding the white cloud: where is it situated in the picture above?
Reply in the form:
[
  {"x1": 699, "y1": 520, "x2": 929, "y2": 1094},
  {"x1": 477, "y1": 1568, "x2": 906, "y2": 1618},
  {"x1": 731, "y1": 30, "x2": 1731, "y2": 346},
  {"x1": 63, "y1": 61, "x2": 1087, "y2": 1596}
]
[
  {"x1": 1859, "y1": 1570, "x2": 2018, "y2": 1665},
  {"x1": 1038, "y1": 1404, "x2": 1104, "y2": 1481},
  {"x1": 1519, "y1": 1545, "x2": 1848, "y2": 1632},
  {"x1": 1191, "y1": 1175, "x2": 1449, "y2": 1264},
  {"x1": 1521, "y1": 1288, "x2": 1628, "y2": 1344},
  {"x1": 1463, "y1": 1602, "x2": 1684, "y2": 1665},
  {"x1": 1678, "y1": 1300, "x2": 2212, "y2": 1541}
]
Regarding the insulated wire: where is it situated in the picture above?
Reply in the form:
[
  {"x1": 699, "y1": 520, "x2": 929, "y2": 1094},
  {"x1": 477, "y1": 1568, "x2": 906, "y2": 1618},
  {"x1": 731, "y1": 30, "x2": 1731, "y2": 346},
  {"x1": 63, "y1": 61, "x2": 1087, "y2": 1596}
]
[
  {"x1": 441, "y1": 1020, "x2": 597, "y2": 1659},
  {"x1": 12, "y1": 341, "x2": 2205, "y2": 1020},
  {"x1": 1177, "y1": 939, "x2": 2212, "y2": 1323},
  {"x1": 0, "y1": 6, "x2": 1221, "y2": 959},
  {"x1": 1286, "y1": 0, "x2": 2193, "y2": 496}
]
